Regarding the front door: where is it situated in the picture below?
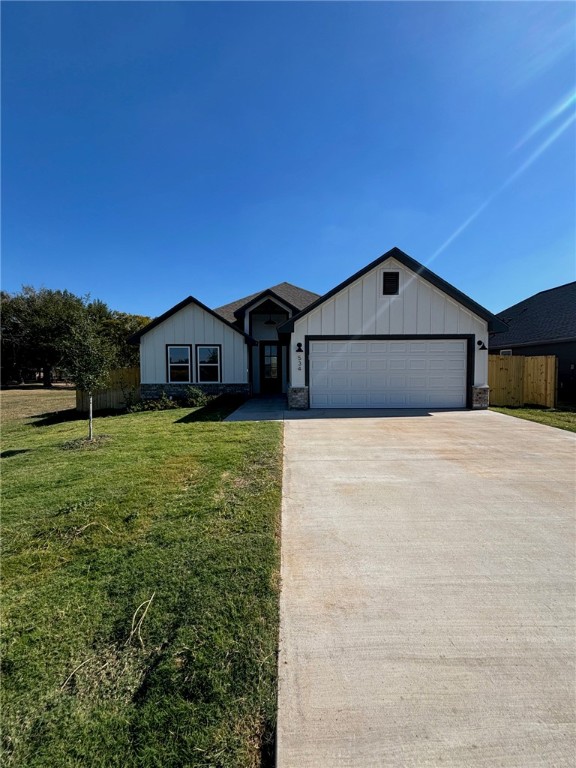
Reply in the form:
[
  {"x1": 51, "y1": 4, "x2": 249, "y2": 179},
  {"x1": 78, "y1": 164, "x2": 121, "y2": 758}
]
[{"x1": 260, "y1": 343, "x2": 282, "y2": 394}]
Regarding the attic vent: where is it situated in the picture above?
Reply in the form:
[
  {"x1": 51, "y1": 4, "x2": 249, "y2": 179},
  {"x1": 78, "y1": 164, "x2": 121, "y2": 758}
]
[
  {"x1": 500, "y1": 349, "x2": 513, "y2": 356},
  {"x1": 383, "y1": 272, "x2": 400, "y2": 296}
]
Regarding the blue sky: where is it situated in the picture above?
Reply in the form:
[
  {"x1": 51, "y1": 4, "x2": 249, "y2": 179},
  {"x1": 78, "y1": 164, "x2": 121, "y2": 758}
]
[{"x1": 2, "y1": 1, "x2": 575, "y2": 317}]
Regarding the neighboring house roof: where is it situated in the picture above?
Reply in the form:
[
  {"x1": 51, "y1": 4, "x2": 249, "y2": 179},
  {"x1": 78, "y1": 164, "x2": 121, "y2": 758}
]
[
  {"x1": 127, "y1": 295, "x2": 256, "y2": 345},
  {"x1": 490, "y1": 281, "x2": 576, "y2": 348},
  {"x1": 278, "y1": 247, "x2": 509, "y2": 334},
  {"x1": 214, "y1": 282, "x2": 321, "y2": 324}
]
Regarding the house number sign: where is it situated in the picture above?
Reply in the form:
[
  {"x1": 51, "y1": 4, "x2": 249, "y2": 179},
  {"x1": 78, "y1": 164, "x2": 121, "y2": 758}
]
[{"x1": 296, "y1": 342, "x2": 303, "y2": 371}]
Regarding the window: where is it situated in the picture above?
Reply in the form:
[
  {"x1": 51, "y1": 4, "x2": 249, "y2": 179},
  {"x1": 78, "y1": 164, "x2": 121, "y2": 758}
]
[
  {"x1": 167, "y1": 346, "x2": 192, "y2": 382},
  {"x1": 197, "y1": 345, "x2": 221, "y2": 382},
  {"x1": 383, "y1": 271, "x2": 400, "y2": 295}
]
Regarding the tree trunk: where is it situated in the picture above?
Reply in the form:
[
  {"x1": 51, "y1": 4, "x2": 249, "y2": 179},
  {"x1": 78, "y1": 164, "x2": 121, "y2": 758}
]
[
  {"x1": 43, "y1": 365, "x2": 53, "y2": 387},
  {"x1": 88, "y1": 392, "x2": 93, "y2": 441}
]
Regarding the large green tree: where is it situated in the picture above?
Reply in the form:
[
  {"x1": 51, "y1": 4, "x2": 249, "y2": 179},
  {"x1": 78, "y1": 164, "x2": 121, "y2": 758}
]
[
  {"x1": 1, "y1": 287, "x2": 86, "y2": 385},
  {"x1": 99, "y1": 311, "x2": 150, "y2": 368},
  {"x1": 1, "y1": 288, "x2": 149, "y2": 385}
]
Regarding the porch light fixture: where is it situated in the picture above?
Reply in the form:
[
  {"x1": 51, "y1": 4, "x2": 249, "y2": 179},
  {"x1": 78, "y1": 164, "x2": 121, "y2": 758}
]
[{"x1": 477, "y1": 340, "x2": 488, "y2": 350}]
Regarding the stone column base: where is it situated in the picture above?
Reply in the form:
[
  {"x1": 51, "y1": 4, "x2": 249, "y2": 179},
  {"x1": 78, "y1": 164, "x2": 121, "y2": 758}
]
[
  {"x1": 472, "y1": 385, "x2": 490, "y2": 410},
  {"x1": 287, "y1": 386, "x2": 309, "y2": 409}
]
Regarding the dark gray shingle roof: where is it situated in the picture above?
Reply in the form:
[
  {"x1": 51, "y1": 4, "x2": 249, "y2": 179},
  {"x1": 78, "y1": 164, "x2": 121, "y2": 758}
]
[
  {"x1": 491, "y1": 282, "x2": 576, "y2": 348},
  {"x1": 214, "y1": 282, "x2": 321, "y2": 324}
]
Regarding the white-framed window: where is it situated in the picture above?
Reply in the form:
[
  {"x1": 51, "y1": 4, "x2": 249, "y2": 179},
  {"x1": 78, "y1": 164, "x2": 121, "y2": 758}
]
[
  {"x1": 196, "y1": 345, "x2": 221, "y2": 382},
  {"x1": 167, "y1": 345, "x2": 192, "y2": 382}
]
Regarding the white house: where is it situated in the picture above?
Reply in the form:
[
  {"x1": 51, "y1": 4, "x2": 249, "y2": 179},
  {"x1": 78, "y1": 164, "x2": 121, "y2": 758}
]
[{"x1": 129, "y1": 248, "x2": 507, "y2": 409}]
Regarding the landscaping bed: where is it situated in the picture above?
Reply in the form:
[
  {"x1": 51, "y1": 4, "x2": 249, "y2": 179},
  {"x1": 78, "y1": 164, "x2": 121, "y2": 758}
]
[{"x1": 1, "y1": 390, "x2": 282, "y2": 767}]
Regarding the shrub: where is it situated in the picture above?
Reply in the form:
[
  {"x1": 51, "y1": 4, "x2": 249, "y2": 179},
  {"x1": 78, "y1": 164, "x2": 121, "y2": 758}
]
[
  {"x1": 127, "y1": 392, "x2": 179, "y2": 412},
  {"x1": 126, "y1": 388, "x2": 216, "y2": 413},
  {"x1": 122, "y1": 386, "x2": 141, "y2": 411},
  {"x1": 181, "y1": 386, "x2": 211, "y2": 408}
]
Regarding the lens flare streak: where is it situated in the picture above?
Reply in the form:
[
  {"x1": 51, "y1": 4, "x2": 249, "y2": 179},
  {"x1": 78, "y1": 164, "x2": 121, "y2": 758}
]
[{"x1": 429, "y1": 89, "x2": 575, "y2": 264}]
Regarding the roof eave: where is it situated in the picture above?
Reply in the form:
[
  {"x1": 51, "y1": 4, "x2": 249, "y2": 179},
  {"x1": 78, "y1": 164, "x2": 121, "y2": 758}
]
[
  {"x1": 490, "y1": 335, "x2": 576, "y2": 348},
  {"x1": 488, "y1": 317, "x2": 509, "y2": 334}
]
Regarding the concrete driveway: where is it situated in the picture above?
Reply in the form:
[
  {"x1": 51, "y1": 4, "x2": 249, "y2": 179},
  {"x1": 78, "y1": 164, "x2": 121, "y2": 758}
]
[{"x1": 276, "y1": 410, "x2": 575, "y2": 767}]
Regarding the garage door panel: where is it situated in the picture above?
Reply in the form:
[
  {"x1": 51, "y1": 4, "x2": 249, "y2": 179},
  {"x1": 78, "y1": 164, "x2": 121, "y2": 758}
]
[
  {"x1": 368, "y1": 342, "x2": 387, "y2": 353},
  {"x1": 368, "y1": 359, "x2": 387, "y2": 371},
  {"x1": 309, "y1": 338, "x2": 468, "y2": 409}
]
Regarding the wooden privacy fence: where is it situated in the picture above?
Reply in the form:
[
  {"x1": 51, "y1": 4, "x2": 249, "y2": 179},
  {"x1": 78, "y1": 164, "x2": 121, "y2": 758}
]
[
  {"x1": 76, "y1": 367, "x2": 140, "y2": 412},
  {"x1": 488, "y1": 355, "x2": 557, "y2": 408}
]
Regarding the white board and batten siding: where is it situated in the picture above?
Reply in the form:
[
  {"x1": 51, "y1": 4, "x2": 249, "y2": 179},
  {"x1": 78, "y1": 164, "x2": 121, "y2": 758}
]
[
  {"x1": 290, "y1": 257, "x2": 489, "y2": 406},
  {"x1": 140, "y1": 302, "x2": 248, "y2": 384}
]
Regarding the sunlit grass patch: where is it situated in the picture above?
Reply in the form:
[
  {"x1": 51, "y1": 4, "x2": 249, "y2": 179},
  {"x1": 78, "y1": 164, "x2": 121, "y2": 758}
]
[
  {"x1": 2, "y1": 391, "x2": 282, "y2": 767},
  {"x1": 490, "y1": 405, "x2": 576, "y2": 433}
]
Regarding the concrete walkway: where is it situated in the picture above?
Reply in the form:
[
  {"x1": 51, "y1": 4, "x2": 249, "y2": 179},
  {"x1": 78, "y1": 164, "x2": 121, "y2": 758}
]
[
  {"x1": 225, "y1": 396, "x2": 457, "y2": 423},
  {"x1": 276, "y1": 410, "x2": 575, "y2": 767},
  {"x1": 224, "y1": 395, "x2": 288, "y2": 421}
]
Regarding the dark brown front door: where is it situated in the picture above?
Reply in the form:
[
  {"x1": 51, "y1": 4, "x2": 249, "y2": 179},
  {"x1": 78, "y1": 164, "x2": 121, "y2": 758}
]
[{"x1": 260, "y1": 343, "x2": 282, "y2": 394}]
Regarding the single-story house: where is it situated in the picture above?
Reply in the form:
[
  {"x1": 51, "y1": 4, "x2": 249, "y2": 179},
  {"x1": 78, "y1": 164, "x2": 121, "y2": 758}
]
[
  {"x1": 489, "y1": 281, "x2": 576, "y2": 405},
  {"x1": 128, "y1": 247, "x2": 508, "y2": 409}
]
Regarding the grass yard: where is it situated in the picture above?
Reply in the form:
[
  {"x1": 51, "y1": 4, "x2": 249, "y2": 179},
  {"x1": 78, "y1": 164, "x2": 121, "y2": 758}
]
[
  {"x1": 1, "y1": 389, "x2": 282, "y2": 767},
  {"x1": 1, "y1": 385, "x2": 77, "y2": 424},
  {"x1": 490, "y1": 406, "x2": 576, "y2": 433}
]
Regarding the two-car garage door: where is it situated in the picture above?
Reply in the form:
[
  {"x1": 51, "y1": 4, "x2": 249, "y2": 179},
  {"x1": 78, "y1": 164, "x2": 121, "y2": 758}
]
[{"x1": 309, "y1": 339, "x2": 468, "y2": 408}]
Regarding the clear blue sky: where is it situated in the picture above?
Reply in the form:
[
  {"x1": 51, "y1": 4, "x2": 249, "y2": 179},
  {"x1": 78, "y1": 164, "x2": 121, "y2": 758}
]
[{"x1": 2, "y1": 1, "x2": 575, "y2": 317}]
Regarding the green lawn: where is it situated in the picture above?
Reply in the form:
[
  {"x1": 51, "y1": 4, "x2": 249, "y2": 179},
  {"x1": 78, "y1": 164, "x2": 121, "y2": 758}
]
[
  {"x1": 490, "y1": 406, "x2": 576, "y2": 433},
  {"x1": 1, "y1": 390, "x2": 282, "y2": 767}
]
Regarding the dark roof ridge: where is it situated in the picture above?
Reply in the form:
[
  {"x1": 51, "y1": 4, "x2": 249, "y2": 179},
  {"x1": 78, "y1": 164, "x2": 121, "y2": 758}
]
[
  {"x1": 214, "y1": 282, "x2": 321, "y2": 324},
  {"x1": 490, "y1": 280, "x2": 576, "y2": 347},
  {"x1": 496, "y1": 280, "x2": 576, "y2": 315},
  {"x1": 215, "y1": 281, "x2": 320, "y2": 308}
]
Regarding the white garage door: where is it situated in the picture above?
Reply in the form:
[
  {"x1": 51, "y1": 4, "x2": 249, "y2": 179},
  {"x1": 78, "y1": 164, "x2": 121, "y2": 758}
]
[{"x1": 309, "y1": 339, "x2": 467, "y2": 408}]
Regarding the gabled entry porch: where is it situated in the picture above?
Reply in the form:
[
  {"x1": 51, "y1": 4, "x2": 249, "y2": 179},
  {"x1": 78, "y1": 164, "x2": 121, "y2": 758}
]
[{"x1": 243, "y1": 296, "x2": 292, "y2": 395}]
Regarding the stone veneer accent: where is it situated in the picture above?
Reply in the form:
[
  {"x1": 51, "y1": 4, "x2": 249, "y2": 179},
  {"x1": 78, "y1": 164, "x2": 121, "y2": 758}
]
[
  {"x1": 287, "y1": 386, "x2": 309, "y2": 409},
  {"x1": 471, "y1": 385, "x2": 490, "y2": 410},
  {"x1": 141, "y1": 383, "x2": 250, "y2": 399}
]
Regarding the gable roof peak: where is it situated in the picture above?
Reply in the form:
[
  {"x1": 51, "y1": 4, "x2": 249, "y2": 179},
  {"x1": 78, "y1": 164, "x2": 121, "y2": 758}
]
[
  {"x1": 214, "y1": 281, "x2": 320, "y2": 324},
  {"x1": 277, "y1": 247, "x2": 508, "y2": 334},
  {"x1": 127, "y1": 294, "x2": 254, "y2": 345}
]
